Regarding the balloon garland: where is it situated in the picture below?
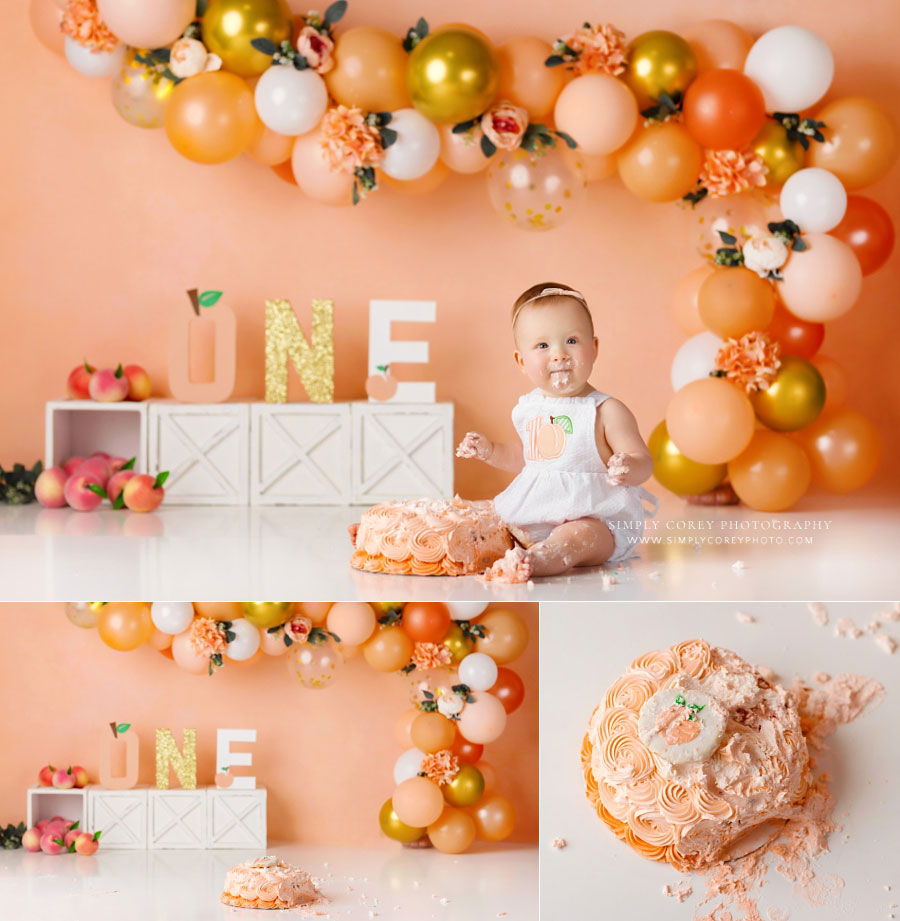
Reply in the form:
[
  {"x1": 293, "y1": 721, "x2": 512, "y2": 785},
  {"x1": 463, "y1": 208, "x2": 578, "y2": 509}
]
[
  {"x1": 65, "y1": 600, "x2": 529, "y2": 854},
  {"x1": 33, "y1": 4, "x2": 897, "y2": 507}
]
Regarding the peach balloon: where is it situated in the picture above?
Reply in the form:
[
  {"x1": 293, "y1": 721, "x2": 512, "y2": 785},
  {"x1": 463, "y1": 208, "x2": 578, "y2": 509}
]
[
  {"x1": 797, "y1": 409, "x2": 882, "y2": 493},
  {"x1": 260, "y1": 627, "x2": 289, "y2": 656},
  {"x1": 438, "y1": 123, "x2": 491, "y2": 174},
  {"x1": 554, "y1": 75, "x2": 638, "y2": 155},
  {"x1": 808, "y1": 97, "x2": 900, "y2": 190},
  {"x1": 381, "y1": 159, "x2": 450, "y2": 196},
  {"x1": 682, "y1": 20, "x2": 753, "y2": 71},
  {"x1": 812, "y1": 355, "x2": 848, "y2": 412},
  {"x1": 470, "y1": 793, "x2": 516, "y2": 842},
  {"x1": 164, "y1": 72, "x2": 257, "y2": 165},
  {"x1": 246, "y1": 124, "x2": 294, "y2": 166},
  {"x1": 672, "y1": 264, "x2": 715, "y2": 335},
  {"x1": 427, "y1": 806, "x2": 477, "y2": 854},
  {"x1": 410, "y1": 712, "x2": 456, "y2": 754},
  {"x1": 97, "y1": 0, "x2": 195, "y2": 49},
  {"x1": 497, "y1": 36, "x2": 566, "y2": 119},
  {"x1": 728, "y1": 430, "x2": 811, "y2": 511},
  {"x1": 363, "y1": 626, "x2": 413, "y2": 672},
  {"x1": 475, "y1": 760, "x2": 497, "y2": 795},
  {"x1": 291, "y1": 129, "x2": 355, "y2": 207},
  {"x1": 394, "y1": 709, "x2": 420, "y2": 747},
  {"x1": 325, "y1": 27, "x2": 410, "y2": 112},
  {"x1": 294, "y1": 602, "x2": 332, "y2": 624},
  {"x1": 561, "y1": 147, "x2": 617, "y2": 183},
  {"x1": 698, "y1": 266, "x2": 776, "y2": 339},
  {"x1": 778, "y1": 233, "x2": 862, "y2": 322},
  {"x1": 170, "y1": 631, "x2": 210, "y2": 675},
  {"x1": 327, "y1": 602, "x2": 376, "y2": 647},
  {"x1": 457, "y1": 692, "x2": 507, "y2": 744},
  {"x1": 96, "y1": 603, "x2": 153, "y2": 652},
  {"x1": 617, "y1": 122, "x2": 703, "y2": 202},
  {"x1": 666, "y1": 378, "x2": 755, "y2": 464},
  {"x1": 473, "y1": 609, "x2": 529, "y2": 664},
  {"x1": 193, "y1": 602, "x2": 241, "y2": 619},
  {"x1": 29, "y1": 0, "x2": 64, "y2": 55},
  {"x1": 147, "y1": 627, "x2": 173, "y2": 652},
  {"x1": 392, "y1": 776, "x2": 444, "y2": 828}
]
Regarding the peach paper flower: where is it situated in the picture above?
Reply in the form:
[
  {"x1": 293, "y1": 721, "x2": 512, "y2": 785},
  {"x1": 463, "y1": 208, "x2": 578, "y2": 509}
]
[
  {"x1": 61, "y1": 0, "x2": 118, "y2": 52},
  {"x1": 715, "y1": 332, "x2": 782, "y2": 393},
  {"x1": 296, "y1": 25, "x2": 335, "y2": 74},
  {"x1": 411, "y1": 642, "x2": 453, "y2": 670},
  {"x1": 562, "y1": 23, "x2": 628, "y2": 76},
  {"x1": 481, "y1": 102, "x2": 529, "y2": 151},
  {"x1": 188, "y1": 617, "x2": 227, "y2": 657},
  {"x1": 319, "y1": 105, "x2": 384, "y2": 174},
  {"x1": 699, "y1": 149, "x2": 769, "y2": 198},
  {"x1": 284, "y1": 616, "x2": 312, "y2": 645},
  {"x1": 420, "y1": 750, "x2": 459, "y2": 786}
]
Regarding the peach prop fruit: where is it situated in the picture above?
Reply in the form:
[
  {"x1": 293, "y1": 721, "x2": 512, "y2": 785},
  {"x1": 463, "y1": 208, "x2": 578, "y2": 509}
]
[
  {"x1": 40, "y1": 833, "x2": 66, "y2": 855},
  {"x1": 74, "y1": 831, "x2": 100, "y2": 856},
  {"x1": 66, "y1": 361, "x2": 94, "y2": 399},
  {"x1": 88, "y1": 365, "x2": 129, "y2": 402},
  {"x1": 62, "y1": 456, "x2": 86, "y2": 477},
  {"x1": 21, "y1": 827, "x2": 42, "y2": 852},
  {"x1": 122, "y1": 472, "x2": 168, "y2": 513},
  {"x1": 107, "y1": 470, "x2": 135, "y2": 505},
  {"x1": 64, "y1": 474, "x2": 105, "y2": 512},
  {"x1": 35, "y1": 467, "x2": 70, "y2": 508},
  {"x1": 76, "y1": 456, "x2": 111, "y2": 486},
  {"x1": 123, "y1": 364, "x2": 152, "y2": 401},
  {"x1": 365, "y1": 364, "x2": 398, "y2": 401},
  {"x1": 38, "y1": 764, "x2": 55, "y2": 786},
  {"x1": 71, "y1": 765, "x2": 89, "y2": 788},
  {"x1": 52, "y1": 767, "x2": 76, "y2": 789}
]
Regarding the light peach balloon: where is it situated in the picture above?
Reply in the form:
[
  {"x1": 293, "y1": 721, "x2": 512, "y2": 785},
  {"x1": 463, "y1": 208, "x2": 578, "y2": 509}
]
[
  {"x1": 617, "y1": 122, "x2": 703, "y2": 202},
  {"x1": 438, "y1": 122, "x2": 491, "y2": 173},
  {"x1": 325, "y1": 26, "x2": 410, "y2": 112},
  {"x1": 683, "y1": 20, "x2": 753, "y2": 71},
  {"x1": 294, "y1": 602, "x2": 332, "y2": 624},
  {"x1": 147, "y1": 627, "x2": 173, "y2": 651},
  {"x1": 260, "y1": 627, "x2": 289, "y2": 656},
  {"x1": 561, "y1": 146, "x2": 617, "y2": 183},
  {"x1": 29, "y1": 0, "x2": 64, "y2": 55},
  {"x1": 428, "y1": 806, "x2": 477, "y2": 854},
  {"x1": 394, "y1": 709, "x2": 420, "y2": 747},
  {"x1": 392, "y1": 776, "x2": 444, "y2": 827},
  {"x1": 193, "y1": 602, "x2": 242, "y2": 619},
  {"x1": 797, "y1": 409, "x2": 882, "y2": 493},
  {"x1": 246, "y1": 124, "x2": 294, "y2": 166},
  {"x1": 554, "y1": 74, "x2": 638, "y2": 155},
  {"x1": 327, "y1": 602, "x2": 376, "y2": 647},
  {"x1": 171, "y1": 631, "x2": 211, "y2": 675},
  {"x1": 811, "y1": 355, "x2": 848, "y2": 412},
  {"x1": 779, "y1": 233, "x2": 862, "y2": 322},
  {"x1": 457, "y1": 692, "x2": 507, "y2": 744},
  {"x1": 380, "y1": 159, "x2": 450, "y2": 196},
  {"x1": 672, "y1": 265, "x2": 715, "y2": 335},
  {"x1": 496, "y1": 36, "x2": 566, "y2": 119},
  {"x1": 470, "y1": 793, "x2": 516, "y2": 842},
  {"x1": 97, "y1": 0, "x2": 195, "y2": 49},
  {"x1": 291, "y1": 129, "x2": 356, "y2": 207},
  {"x1": 666, "y1": 377, "x2": 755, "y2": 464},
  {"x1": 728, "y1": 430, "x2": 811, "y2": 511}
]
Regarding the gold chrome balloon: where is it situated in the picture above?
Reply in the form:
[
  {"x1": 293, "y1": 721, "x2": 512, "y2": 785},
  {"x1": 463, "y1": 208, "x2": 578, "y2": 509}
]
[
  {"x1": 752, "y1": 122, "x2": 804, "y2": 187},
  {"x1": 379, "y1": 798, "x2": 425, "y2": 843},
  {"x1": 442, "y1": 623, "x2": 474, "y2": 663},
  {"x1": 624, "y1": 30, "x2": 698, "y2": 108},
  {"x1": 202, "y1": 0, "x2": 292, "y2": 77},
  {"x1": 406, "y1": 25, "x2": 499, "y2": 123},
  {"x1": 241, "y1": 601, "x2": 292, "y2": 628},
  {"x1": 443, "y1": 764, "x2": 485, "y2": 808},
  {"x1": 750, "y1": 356, "x2": 826, "y2": 432},
  {"x1": 648, "y1": 420, "x2": 727, "y2": 495},
  {"x1": 111, "y1": 49, "x2": 175, "y2": 129}
]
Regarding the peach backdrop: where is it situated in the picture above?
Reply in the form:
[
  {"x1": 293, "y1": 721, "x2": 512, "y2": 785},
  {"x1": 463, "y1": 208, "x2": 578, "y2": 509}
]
[
  {"x1": 0, "y1": 603, "x2": 538, "y2": 846},
  {"x1": 2, "y1": 1, "x2": 899, "y2": 500}
]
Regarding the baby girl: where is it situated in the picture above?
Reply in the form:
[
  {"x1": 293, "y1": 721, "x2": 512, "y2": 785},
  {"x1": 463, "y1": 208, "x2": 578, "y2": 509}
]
[{"x1": 457, "y1": 282, "x2": 657, "y2": 583}]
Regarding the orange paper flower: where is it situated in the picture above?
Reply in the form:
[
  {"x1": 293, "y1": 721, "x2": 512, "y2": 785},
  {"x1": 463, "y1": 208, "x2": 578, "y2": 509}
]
[
  {"x1": 561, "y1": 23, "x2": 627, "y2": 76},
  {"x1": 715, "y1": 331, "x2": 782, "y2": 393},
  {"x1": 61, "y1": 0, "x2": 119, "y2": 52},
  {"x1": 699, "y1": 149, "x2": 769, "y2": 198},
  {"x1": 421, "y1": 750, "x2": 460, "y2": 786},
  {"x1": 188, "y1": 617, "x2": 227, "y2": 657},
  {"x1": 319, "y1": 105, "x2": 384, "y2": 174},
  {"x1": 411, "y1": 642, "x2": 453, "y2": 670}
]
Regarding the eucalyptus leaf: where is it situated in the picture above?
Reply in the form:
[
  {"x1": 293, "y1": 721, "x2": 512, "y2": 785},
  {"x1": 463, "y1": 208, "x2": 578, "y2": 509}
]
[{"x1": 250, "y1": 37, "x2": 277, "y2": 56}]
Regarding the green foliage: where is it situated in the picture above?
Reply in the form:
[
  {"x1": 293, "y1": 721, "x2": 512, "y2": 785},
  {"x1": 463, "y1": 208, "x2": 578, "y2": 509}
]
[{"x1": 0, "y1": 460, "x2": 42, "y2": 505}]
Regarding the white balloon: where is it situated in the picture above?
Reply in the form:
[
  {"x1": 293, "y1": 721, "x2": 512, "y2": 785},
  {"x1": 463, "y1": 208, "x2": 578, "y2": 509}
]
[
  {"x1": 671, "y1": 332, "x2": 723, "y2": 392},
  {"x1": 458, "y1": 653, "x2": 499, "y2": 692},
  {"x1": 150, "y1": 601, "x2": 195, "y2": 635},
  {"x1": 743, "y1": 26, "x2": 833, "y2": 113},
  {"x1": 225, "y1": 619, "x2": 261, "y2": 661},
  {"x1": 254, "y1": 66, "x2": 327, "y2": 137},
  {"x1": 65, "y1": 37, "x2": 125, "y2": 78},
  {"x1": 446, "y1": 602, "x2": 489, "y2": 621},
  {"x1": 779, "y1": 168, "x2": 847, "y2": 233},
  {"x1": 381, "y1": 109, "x2": 440, "y2": 180},
  {"x1": 393, "y1": 748, "x2": 425, "y2": 785}
]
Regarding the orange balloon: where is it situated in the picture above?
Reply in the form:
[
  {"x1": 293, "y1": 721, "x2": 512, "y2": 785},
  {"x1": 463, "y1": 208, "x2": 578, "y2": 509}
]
[
  {"x1": 682, "y1": 20, "x2": 753, "y2": 71},
  {"x1": 147, "y1": 627, "x2": 173, "y2": 651},
  {"x1": 438, "y1": 122, "x2": 491, "y2": 173},
  {"x1": 682, "y1": 69, "x2": 766, "y2": 150},
  {"x1": 555, "y1": 74, "x2": 638, "y2": 156},
  {"x1": 394, "y1": 708, "x2": 420, "y2": 747},
  {"x1": 808, "y1": 97, "x2": 900, "y2": 190},
  {"x1": 325, "y1": 26, "x2": 410, "y2": 112},
  {"x1": 561, "y1": 147, "x2": 617, "y2": 183},
  {"x1": 475, "y1": 760, "x2": 497, "y2": 795},
  {"x1": 698, "y1": 267, "x2": 776, "y2": 339},
  {"x1": 666, "y1": 377, "x2": 755, "y2": 464},
  {"x1": 246, "y1": 123, "x2": 294, "y2": 166},
  {"x1": 294, "y1": 602, "x2": 332, "y2": 624},
  {"x1": 672, "y1": 264, "x2": 715, "y2": 335},
  {"x1": 496, "y1": 36, "x2": 565, "y2": 119},
  {"x1": 363, "y1": 626, "x2": 413, "y2": 672},
  {"x1": 193, "y1": 602, "x2": 242, "y2": 619},
  {"x1": 291, "y1": 128, "x2": 355, "y2": 206},
  {"x1": 473, "y1": 609, "x2": 529, "y2": 665},
  {"x1": 29, "y1": 0, "x2": 64, "y2": 55},
  {"x1": 271, "y1": 160, "x2": 298, "y2": 185},
  {"x1": 164, "y1": 72, "x2": 256, "y2": 165},
  {"x1": 617, "y1": 122, "x2": 703, "y2": 202},
  {"x1": 402, "y1": 602, "x2": 452, "y2": 643},
  {"x1": 490, "y1": 667, "x2": 525, "y2": 713},
  {"x1": 410, "y1": 712, "x2": 457, "y2": 754},
  {"x1": 811, "y1": 355, "x2": 848, "y2": 412},
  {"x1": 470, "y1": 793, "x2": 516, "y2": 842},
  {"x1": 797, "y1": 409, "x2": 882, "y2": 493},
  {"x1": 728, "y1": 430, "x2": 811, "y2": 511},
  {"x1": 392, "y1": 776, "x2": 444, "y2": 827},
  {"x1": 380, "y1": 159, "x2": 450, "y2": 196},
  {"x1": 97, "y1": 603, "x2": 153, "y2": 652},
  {"x1": 427, "y1": 806, "x2": 477, "y2": 854},
  {"x1": 450, "y1": 733, "x2": 483, "y2": 764}
]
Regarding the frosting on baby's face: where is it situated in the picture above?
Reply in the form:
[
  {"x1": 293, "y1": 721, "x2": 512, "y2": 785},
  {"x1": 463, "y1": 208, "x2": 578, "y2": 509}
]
[{"x1": 513, "y1": 298, "x2": 598, "y2": 398}]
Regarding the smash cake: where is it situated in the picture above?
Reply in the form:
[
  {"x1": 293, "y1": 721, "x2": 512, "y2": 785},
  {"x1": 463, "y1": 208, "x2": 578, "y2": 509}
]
[
  {"x1": 350, "y1": 497, "x2": 513, "y2": 576},
  {"x1": 220, "y1": 856, "x2": 326, "y2": 911}
]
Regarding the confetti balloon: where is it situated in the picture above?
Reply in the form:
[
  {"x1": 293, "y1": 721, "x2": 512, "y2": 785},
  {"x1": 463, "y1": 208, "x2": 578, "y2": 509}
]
[
  {"x1": 486, "y1": 146, "x2": 587, "y2": 232},
  {"x1": 65, "y1": 601, "x2": 99, "y2": 629},
  {"x1": 688, "y1": 190, "x2": 770, "y2": 262},
  {"x1": 286, "y1": 637, "x2": 344, "y2": 689}
]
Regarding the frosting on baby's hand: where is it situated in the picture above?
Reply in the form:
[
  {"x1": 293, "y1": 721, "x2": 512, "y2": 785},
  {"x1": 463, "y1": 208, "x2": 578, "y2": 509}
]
[
  {"x1": 456, "y1": 432, "x2": 493, "y2": 460},
  {"x1": 606, "y1": 451, "x2": 630, "y2": 485}
]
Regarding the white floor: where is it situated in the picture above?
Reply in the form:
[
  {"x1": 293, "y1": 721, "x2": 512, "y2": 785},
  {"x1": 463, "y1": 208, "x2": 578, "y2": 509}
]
[
  {"x1": 0, "y1": 842, "x2": 537, "y2": 921},
  {"x1": 0, "y1": 493, "x2": 897, "y2": 600}
]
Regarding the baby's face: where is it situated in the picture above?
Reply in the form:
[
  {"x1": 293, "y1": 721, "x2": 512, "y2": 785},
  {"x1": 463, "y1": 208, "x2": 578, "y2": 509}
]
[{"x1": 513, "y1": 299, "x2": 598, "y2": 397}]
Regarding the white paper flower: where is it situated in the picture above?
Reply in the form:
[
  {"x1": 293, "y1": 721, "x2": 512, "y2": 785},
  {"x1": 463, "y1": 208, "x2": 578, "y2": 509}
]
[
  {"x1": 436, "y1": 688, "x2": 465, "y2": 718},
  {"x1": 742, "y1": 234, "x2": 789, "y2": 278},
  {"x1": 170, "y1": 37, "x2": 220, "y2": 79}
]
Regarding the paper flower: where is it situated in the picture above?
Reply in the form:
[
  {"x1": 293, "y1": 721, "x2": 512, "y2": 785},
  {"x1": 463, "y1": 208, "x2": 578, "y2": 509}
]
[
  {"x1": 742, "y1": 234, "x2": 790, "y2": 278},
  {"x1": 188, "y1": 617, "x2": 226, "y2": 657},
  {"x1": 559, "y1": 23, "x2": 627, "y2": 76},
  {"x1": 435, "y1": 687, "x2": 465, "y2": 718},
  {"x1": 284, "y1": 616, "x2": 312, "y2": 645},
  {"x1": 296, "y1": 25, "x2": 335, "y2": 74},
  {"x1": 319, "y1": 105, "x2": 385, "y2": 174},
  {"x1": 699, "y1": 149, "x2": 769, "y2": 198},
  {"x1": 61, "y1": 0, "x2": 118, "y2": 51},
  {"x1": 411, "y1": 642, "x2": 453, "y2": 670},
  {"x1": 169, "y1": 38, "x2": 221, "y2": 79},
  {"x1": 420, "y1": 750, "x2": 460, "y2": 785},
  {"x1": 481, "y1": 102, "x2": 529, "y2": 151},
  {"x1": 715, "y1": 332, "x2": 782, "y2": 393}
]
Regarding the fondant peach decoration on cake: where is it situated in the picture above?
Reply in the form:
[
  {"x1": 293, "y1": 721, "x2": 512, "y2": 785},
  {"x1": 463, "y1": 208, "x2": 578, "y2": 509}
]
[
  {"x1": 221, "y1": 856, "x2": 328, "y2": 911},
  {"x1": 215, "y1": 766, "x2": 234, "y2": 789},
  {"x1": 99, "y1": 721, "x2": 139, "y2": 790},
  {"x1": 350, "y1": 496, "x2": 513, "y2": 576},
  {"x1": 365, "y1": 363, "x2": 398, "y2": 401},
  {"x1": 169, "y1": 289, "x2": 236, "y2": 402}
]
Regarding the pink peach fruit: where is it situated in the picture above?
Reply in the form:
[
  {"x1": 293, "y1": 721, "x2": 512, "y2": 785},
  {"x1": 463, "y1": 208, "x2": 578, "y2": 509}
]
[
  {"x1": 40, "y1": 833, "x2": 66, "y2": 855},
  {"x1": 52, "y1": 767, "x2": 76, "y2": 789},
  {"x1": 64, "y1": 826, "x2": 81, "y2": 849},
  {"x1": 76, "y1": 456, "x2": 111, "y2": 486},
  {"x1": 122, "y1": 473, "x2": 167, "y2": 513},
  {"x1": 109, "y1": 456, "x2": 128, "y2": 473},
  {"x1": 35, "y1": 820, "x2": 50, "y2": 834},
  {"x1": 90, "y1": 451, "x2": 111, "y2": 460},
  {"x1": 123, "y1": 364, "x2": 152, "y2": 401},
  {"x1": 66, "y1": 361, "x2": 94, "y2": 400},
  {"x1": 64, "y1": 475, "x2": 104, "y2": 512},
  {"x1": 21, "y1": 828, "x2": 42, "y2": 852},
  {"x1": 71, "y1": 765, "x2": 89, "y2": 788},
  {"x1": 106, "y1": 470, "x2": 134, "y2": 505},
  {"x1": 88, "y1": 365, "x2": 128, "y2": 402},
  {"x1": 42, "y1": 821, "x2": 67, "y2": 842},
  {"x1": 74, "y1": 832, "x2": 100, "y2": 856},
  {"x1": 38, "y1": 764, "x2": 55, "y2": 786},
  {"x1": 36, "y1": 468, "x2": 69, "y2": 508},
  {"x1": 62, "y1": 456, "x2": 85, "y2": 477}
]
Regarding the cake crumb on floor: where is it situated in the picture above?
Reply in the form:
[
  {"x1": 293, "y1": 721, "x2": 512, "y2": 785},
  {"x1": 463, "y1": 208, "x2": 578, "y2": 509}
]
[
  {"x1": 813, "y1": 672, "x2": 831, "y2": 684},
  {"x1": 735, "y1": 611, "x2": 755, "y2": 624},
  {"x1": 874, "y1": 634, "x2": 897, "y2": 655},
  {"x1": 662, "y1": 880, "x2": 693, "y2": 902},
  {"x1": 834, "y1": 617, "x2": 863, "y2": 639},
  {"x1": 808, "y1": 602, "x2": 829, "y2": 626},
  {"x1": 550, "y1": 837, "x2": 567, "y2": 850}
]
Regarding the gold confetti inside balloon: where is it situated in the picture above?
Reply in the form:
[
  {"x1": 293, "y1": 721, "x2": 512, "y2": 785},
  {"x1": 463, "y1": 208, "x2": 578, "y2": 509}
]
[
  {"x1": 486, "y1": 146, "x2": 587, "y2": 232},
  {"x1": 202, "y1": 0, "x2": 293, "y2": 77},
  {"x1": 65, "y1": 601, "x2": 98, "y2": 628},
  {"x1": 648, "y1": 420, "x2": 727, "y2": 496},
  {"x1": 406, "y1": 25, "x2": 499, "y2": 123},
  {"x1": 751, "y1": 121, "x2": 804, "y2": 188},
  {"x1": 286, "y1": 637, "x2": 344, "y2": 689},
  {"x1": 750, "y1": 356, "x2": 826, "y2": 432},
  {"x1": 111, "y1": 48, "x2": 175, "y2": 129},
  {"x1": 241, "y1": 601, "x2": 292, "y2": 628},
  {"x1": 624, "y1": 30, "x2": 698, "y2": 109}
]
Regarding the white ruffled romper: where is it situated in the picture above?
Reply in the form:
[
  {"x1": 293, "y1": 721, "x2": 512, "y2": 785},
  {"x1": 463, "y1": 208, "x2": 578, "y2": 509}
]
[{"x1": 493, "y1": 389, "x2": 657, "y2": 563}]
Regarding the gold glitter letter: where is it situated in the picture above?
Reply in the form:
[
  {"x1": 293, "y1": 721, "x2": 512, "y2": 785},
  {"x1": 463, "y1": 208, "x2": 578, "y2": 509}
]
[
  {"x1": 155, "y1": 728, "x2": 197, "y2": 790},
  {"x1": 265, "y1": 298, "x2": 334, "y2": 404}
]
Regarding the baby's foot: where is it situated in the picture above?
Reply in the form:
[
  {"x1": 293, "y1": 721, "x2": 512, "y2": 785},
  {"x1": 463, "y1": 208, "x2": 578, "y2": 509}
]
[
  {"x1": 685, "y1": 484, "x2": 739, "y2": 506},
  {"x1": 606, "y1": 452, "x2": 630, "y2": 486},
  {"x1": 482, "y1": 547, "x2": 532, "y2": 584},
  {"x1": 347, "y1": 522, "x2": 360, "y2": 547}
]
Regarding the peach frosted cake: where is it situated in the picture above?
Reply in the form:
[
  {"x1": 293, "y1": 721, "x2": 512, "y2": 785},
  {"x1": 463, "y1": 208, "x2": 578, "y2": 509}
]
[
  {"x1": 350, "y1": 497, "x2": 513, "y2": 576},
  {"x1": 220, "y1": 856, "x2": 326, "y2": 910},
  {"x1": 583, "y1": 639, "x2": 810, "y2": 870}
]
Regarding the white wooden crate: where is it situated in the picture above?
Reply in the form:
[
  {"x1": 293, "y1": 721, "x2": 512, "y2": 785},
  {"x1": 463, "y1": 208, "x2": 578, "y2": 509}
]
[
  {"x1": 26, "y1": 786, "x2": 90, "y2": 830},
  {"x1": 351, "y1": 403, "x2": 453, "y2": 503},
  {"x1": 148, "y1": 788, "x2": 207, "y2": 849},
  {"x1": 250, "y1": 403, "x2": 351, "y2": 505},
  {"x1": 148, "y1": 403, "x2": 249, "y2": 505},
  {"x1": 207, "y1": 787, "x2": 267, "y2": 849},
  {"x1": 87, "y1": 787, "x2": 148, "y2": 849},
  {"x1": 45, "y1": 401, "x2": 148, "y2": 469}
]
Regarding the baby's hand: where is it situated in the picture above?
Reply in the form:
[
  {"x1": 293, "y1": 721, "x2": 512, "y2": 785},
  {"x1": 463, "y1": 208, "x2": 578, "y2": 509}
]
[
  {"x1": 606, "y1": 451, "x2": 630, "y2": 486},
  {"x1": 456, "y1": 432, "x2": 493, "y2": 461}
]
